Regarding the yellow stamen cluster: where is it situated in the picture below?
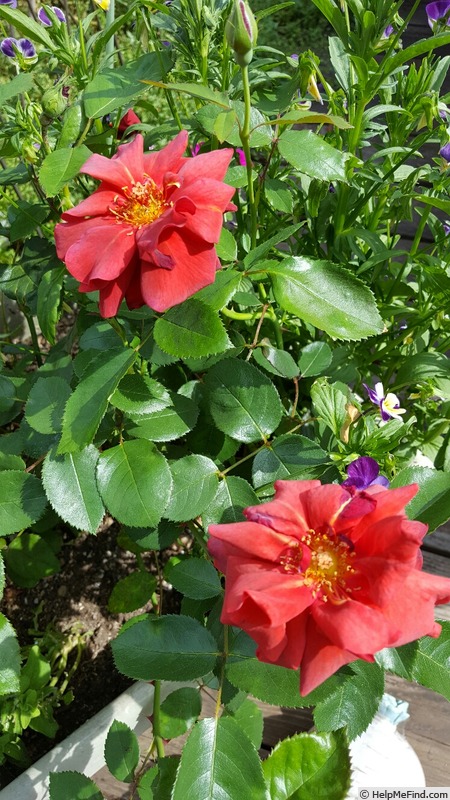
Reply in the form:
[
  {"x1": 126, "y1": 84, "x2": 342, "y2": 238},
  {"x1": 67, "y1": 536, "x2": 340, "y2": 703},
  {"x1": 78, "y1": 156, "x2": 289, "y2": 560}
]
[
  {"x1": 280, "y1": 529, "x2": 355, "y2": 604},
  {"x1": 112, "y1": 179, "x2": 169, "y2": 228}
]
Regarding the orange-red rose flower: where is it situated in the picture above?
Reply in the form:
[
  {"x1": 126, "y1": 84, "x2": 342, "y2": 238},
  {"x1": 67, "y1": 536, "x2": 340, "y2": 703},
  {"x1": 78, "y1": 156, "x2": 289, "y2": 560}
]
[
  {"x1": 55, "y1": 131, "x2": 236, "y2": 317},
  {"x1": 208, "y1": 480, "x2": 450, "y2": 695}
]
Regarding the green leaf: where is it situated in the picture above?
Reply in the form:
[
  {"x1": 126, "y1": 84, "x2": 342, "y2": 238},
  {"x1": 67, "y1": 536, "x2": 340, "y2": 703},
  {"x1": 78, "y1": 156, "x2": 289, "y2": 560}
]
[
  {"x1": 215, "y1": 228, "x2": 238, "y2": 263},
  {"x1": 0, "y1": 73, "x2": 33, "y2": 104},
  {"x1": 37, "y1": 266, "x2": 65, "y2": 345},
  {"x1": 265, "y1": 177, "x2": 294, "y2": 213},
  {"x1": 111, "y1": 374, "x2": 171, "y2": 417},
  {"x1": 0, "y1": 163, "x2": 29, "y2": 186},
  {"x1": 252, "y1": 434, "x2": 329, "y2": 489},
  {"x1": 268, "y1": 257, "x2": 383, "y2": 340},
  {"x1": 96, "y1": 440, "x2": 172, "y2": 528},
  {"x1": 38, "y1": 146, "x2": 92, "y2": 196},
  {"x1": 205, "y1": 359, "x2": 283, "y2": 443},
  {"x1": 214, "y1": 109, "x2": 238, "y2": 143},
  {"x1": 112, "y1": 615, "x2": 219, "y2": 681},
  {"x1": 405, "y1": 623, "x2": 450, "y2": 701},
  {"x1": 223, "y1": 698, "x2": 264, "y2": 750},
  {"x1": 108, "y1": 571, "x2": 157, "y2": 613},
  {"x1": 313, "y1": 662, "x2": 384, "y2": 741},
  {"x1": 148, "y1": 82, "x2": 231, "y2": 109},
  {"x1": 253, "y1": 344, "x2": 300, "y2": 378},
  {"x1": 58, "y1": 347, "x2": 136, "y2": 453},
  {"x1": 154, "y1": 299, "x2": 230, "y2": 359},
  {"x1": 0, "y1": 453, "x2": 26, "y2": 471},
  {"x1": 165, "y1": 454, "x2": 218, "y2": 522},
  {"x1": 159, "y1": 687, "x2": 202, "y2": 739},
  {"x1": 84, "y1": 52, "x2": 171, "y2": 118},
  {"x1": 104, "y1": 720, "x2": 140, "y2": 783},
  {"x1": 0, "y1": 613, "x2": 20, "y2": 696},
  {"x1": 226, "y1": 631, "x2": 306, "y2": 707},
  {"x1": 127, "y1": 392, "x2": 199, "y2": 442},
  {"x1": 195, "y1": 269, "x2": 242, "y2": 310},
  {"x1": 0, "y1": 471, "x2": 47, "y2": 537},
  {"x1": 49, "y1": 771, "x2": 103, "y2": 800},
  {"x1": 9, "y1": 202, "x2": 50, "y2": 242},
  {"x1": 380, "y1": 31, "x2": 450, "y2": 78},
  {"x1": 391, "y1": 467, "x2": 450, "y2": 532},
  {"x1": 5, "y1": 533, "x2": 59, "y2": 588},
  {"x1": 123, "y1": 520, "x2": 180, "y2": 551},
  {"x1": 262, "y1": 729, "x2": 351, "y2": 800},
  {"x1": 202, "y1": 476, "x2": 259, "y2": 527},
  {"x1": 172, "y1": 717, "x2": 266, "y2": 800},
  {"x1": 278, "y1": 129, "x2": 350, "y2": 182},
  {"x1": 0, "y1": 375, "x2": 16, "y2": 414},
  {"x1": 42, "y1": 445, "x2": 105, "y2": 534},
  {"x1": 298, "y1": 342, "x2": 333, "y2": 377},
  {"x1": 25, "y1": 377, "x2": 72, "y2": 435},
  {"x1": 168, "y1": 558, "x2": 222, "y2": 600},
  {"x1": 243, "y1": 223, "x2": 303, "y2": 268},
  {"x1": 0, "y1": 6, "x2": 54, "y2": 47},
  {"x1": 396, "y1": 352, "x2": 450, "y2": 400},
  {"x1": 79, "y1": 321, "x2": 123, "y2": 351},
  {"x1": 311, "y1": 378, "x2": 352, "y2": 439},
  {"x1": 138, "y1": 767, "x2": 158, "y2": 800}
]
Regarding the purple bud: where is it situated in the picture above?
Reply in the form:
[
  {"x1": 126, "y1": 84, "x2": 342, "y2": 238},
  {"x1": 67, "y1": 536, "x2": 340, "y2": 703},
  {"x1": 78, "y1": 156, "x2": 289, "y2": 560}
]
[
  {"x1": 236, "y1": 147, "x2": 247, "y2": 166},
  {"x1": 38, "y1": 6, "x2": 66, "y2": 26},
  {"x1": 444, "y1": 222, "x2": 450, "y2": 235},
  {"x1": 440, "y1": 142, "x2": 450, "y2": 161},
  {"x1": 0, "y1": 0, "x2": 18, "y2": 6},
  {"x1": 382, "y1": 24, "x2": 394, "y2": 38}
]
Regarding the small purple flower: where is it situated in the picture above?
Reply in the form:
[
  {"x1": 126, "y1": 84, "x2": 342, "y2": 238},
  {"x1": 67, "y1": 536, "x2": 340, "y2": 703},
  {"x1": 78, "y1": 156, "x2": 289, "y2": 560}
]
[
  {"x1": 439, "y1": 142, "x2": 450, "y2": 161},
  {"x1": 382, "y1": 24, "x2": 394, "y2": 38},
  {"x1": 426, "y1": 1, "x2": 450, "y2": 29},
  {"x1": 342, "y1": 456, "x2": 390, "y2": 489},
  {"x1": 1, "y1": 37, "x2": 37, "y2": 60},
  {"x1": 0, "y1": 0, "x2": 18, "y2": 7},
  {"x1": 236, "y1": 147, "x2": 247, "y2": 166},
  {"x1": 444, "y1": 221, "x2": 450, "y2": 235},
  {"x1": 363, "y1": 381, "x2": 406, "y2": 422},
  {"x1": 38, "y1": 6, "x2": 66, "y2": 25}
]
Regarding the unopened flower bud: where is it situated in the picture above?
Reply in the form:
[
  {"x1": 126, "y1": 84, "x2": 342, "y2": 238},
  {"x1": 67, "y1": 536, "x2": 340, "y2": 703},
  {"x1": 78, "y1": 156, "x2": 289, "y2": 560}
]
[
  {"x1": 225, "y1": 0, "x2": 258, "y2": 67},
  {"x1": 41, "y1": 84, "x2": 68, "y2": 117}
]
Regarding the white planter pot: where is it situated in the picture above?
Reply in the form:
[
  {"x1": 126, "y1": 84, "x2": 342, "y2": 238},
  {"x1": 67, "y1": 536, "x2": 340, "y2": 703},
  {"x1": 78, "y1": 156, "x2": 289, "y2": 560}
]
[{"x1": 0, "y1": 681, "x2": 166, "y2": 800}]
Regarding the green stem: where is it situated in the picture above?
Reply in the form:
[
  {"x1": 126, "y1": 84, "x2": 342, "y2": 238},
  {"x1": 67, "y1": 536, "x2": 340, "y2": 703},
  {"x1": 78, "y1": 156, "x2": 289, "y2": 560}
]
[
  {"x1": 24, "y1": 311, "x2": 43, "y2": 367},
  {"x1": 105, "y1": 0, "x2": 115, "y2": 65},
  {"x1": 240, "y1": 65, "x2": 257, "y2": 249},
  {"x1": 221, "y1": 307, "x2": 255, "y2": 320},
  {"x1": 152, "y1": 681, "x2": 165, "y2": 759}
]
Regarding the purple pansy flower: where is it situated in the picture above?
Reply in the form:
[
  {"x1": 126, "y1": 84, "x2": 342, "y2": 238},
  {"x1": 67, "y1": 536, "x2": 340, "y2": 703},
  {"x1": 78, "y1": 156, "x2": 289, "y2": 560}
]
[
  {"x1": 363, "y1": 381, "x2": 406, "y2": 422},
  {"x1": 342, "y1": 456, "x2": 390, "y2": 489},
  {"x1": 1, "y1": 37, "x2": 37, "y2": 60},
  {"x1": 426, "y1": 1, "x2": 450, "y2": 29},
  {"x1": 38, "y1": 6, "x2": 66, "y2": 25},
  {"x1": 440, "y1": 142, "x2": 450, "y2": 161},
  {"x1": 0, "y1": 0, "x2": 18, "y2": 6},
  {"x1": 444, "y1": 221, "x2": 450, "y2": 235}
]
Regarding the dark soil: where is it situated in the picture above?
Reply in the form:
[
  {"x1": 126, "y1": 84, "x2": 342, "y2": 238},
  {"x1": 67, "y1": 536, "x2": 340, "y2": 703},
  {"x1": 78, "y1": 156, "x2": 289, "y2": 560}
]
[{"x1": 0, "y1": 520, "x2": 176, "y2": 790}]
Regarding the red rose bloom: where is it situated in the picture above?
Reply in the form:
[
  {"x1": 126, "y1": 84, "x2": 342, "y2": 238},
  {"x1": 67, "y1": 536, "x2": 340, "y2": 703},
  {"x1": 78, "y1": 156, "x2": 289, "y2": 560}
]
[
  {"x1": 55, "y1": 131, "x2": 236, "y2": 317},
  {"x1": 208, "y1": 480, "x2": 450, "y2": 695}
]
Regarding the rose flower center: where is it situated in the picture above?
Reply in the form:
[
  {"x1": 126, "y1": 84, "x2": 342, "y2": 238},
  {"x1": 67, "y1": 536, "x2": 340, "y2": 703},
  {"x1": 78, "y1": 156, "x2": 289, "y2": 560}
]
[
  {"x1": 280, "y1": 529, "x2": 355, "y2": 604},
  {"x1": 112, "y1": 179, "x2": 169, "y2": 228}
]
